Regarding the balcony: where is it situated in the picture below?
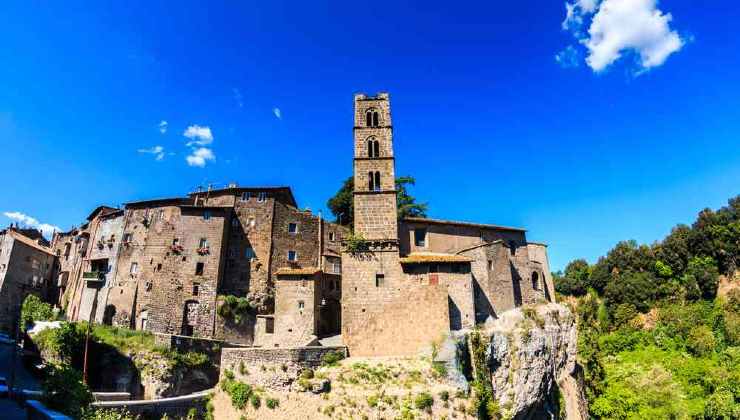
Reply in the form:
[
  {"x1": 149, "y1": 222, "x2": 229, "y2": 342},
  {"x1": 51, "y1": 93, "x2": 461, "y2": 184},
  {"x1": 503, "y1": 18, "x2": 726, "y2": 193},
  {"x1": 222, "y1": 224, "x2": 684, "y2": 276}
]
[{"x1": 82, "y1": 271, "x2": 105, "y2": 287}]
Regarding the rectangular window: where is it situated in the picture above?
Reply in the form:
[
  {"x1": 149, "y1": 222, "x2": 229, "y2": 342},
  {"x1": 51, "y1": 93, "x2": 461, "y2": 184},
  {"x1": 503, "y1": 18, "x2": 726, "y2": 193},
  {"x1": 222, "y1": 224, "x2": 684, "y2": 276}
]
[
  {"x1": 487, "y1": 260, "x2": 493, "y2": 271},
  {"x1": 329, "y1": 232, "x2": 335, "y2": 241},
  {"x1": 203, "y1": 211, "x2": 211, "y2": 220},
  {"x1": 265, "y1": 318, "x2": 274, "y2": 334},
  {"x1": 287, "y1": 250, "x2": 297, "y2": 262},
  {"x1": 414, "y1": 228, "x2": 427, "y2": 247},
  {"x1": 241, "y1": 191, "x2": 251, "y2": 201},
  {"x1": 257, "y1": 192, "x2": 267, "y2": 202},
  {"x1": 298, "y1": 301, "x2": 305, "y2": 310},
  {"x1": 130, "y1": 262, "x2": 139, "y2": 274},
  {"x1": 245, "y1": 247, "x2": 255, "y2": 259},
  {"x1": 156, "y1": 263, "x2": 162, "y2": 272},
  {"x1": 288, "y1": 223, "x2": 298, "y2": 234},
  {"x1": 199, "y1": 238, "x2": 208, "y2": 248},
  {"x1": 375, "y1": 273, "x2": 385, "y2": 287},
  {"x1": 333, "y1": 262, "x2": 342, "y2": 274},
  {"x1": 195, "y1": 262, "x2": 204, "y2": 276},
  {"x1": 192, "y1": 283, "x2": 200, "y2": 296}
]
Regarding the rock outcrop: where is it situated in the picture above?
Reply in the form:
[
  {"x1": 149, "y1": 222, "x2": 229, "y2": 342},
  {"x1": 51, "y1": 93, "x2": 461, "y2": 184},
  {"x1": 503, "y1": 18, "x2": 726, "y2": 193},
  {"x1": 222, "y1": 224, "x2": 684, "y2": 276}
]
[{"x1": 476, "y1": 303, "x2": 586, "y2": 420}]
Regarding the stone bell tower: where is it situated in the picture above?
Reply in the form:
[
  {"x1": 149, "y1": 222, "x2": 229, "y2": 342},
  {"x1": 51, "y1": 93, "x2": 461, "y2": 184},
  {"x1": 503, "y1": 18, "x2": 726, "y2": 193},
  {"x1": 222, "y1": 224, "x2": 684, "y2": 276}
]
[{"x1": 352, "y1": 92, "x2": 398, "y2": 241}]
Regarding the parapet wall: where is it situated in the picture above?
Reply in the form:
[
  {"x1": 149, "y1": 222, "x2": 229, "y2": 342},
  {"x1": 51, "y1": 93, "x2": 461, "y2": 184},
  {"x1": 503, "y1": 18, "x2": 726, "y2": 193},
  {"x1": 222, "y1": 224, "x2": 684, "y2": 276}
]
[{"x1": 221, "y1": 346, "x2": 347, "y2": 370}]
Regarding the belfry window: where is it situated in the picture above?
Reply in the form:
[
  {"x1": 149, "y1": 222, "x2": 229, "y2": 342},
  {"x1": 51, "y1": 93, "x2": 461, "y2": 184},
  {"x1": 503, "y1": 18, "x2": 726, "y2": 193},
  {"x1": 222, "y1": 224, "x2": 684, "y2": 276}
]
[
  {"x1": 532, "y1": 272, "x2": 540, "y2": 290},
  {"x1": 374, "y1": 171, "x2": 381, "y2": 191},
  {"x1": 367, "y1": 138, "x2": 380, "y2": 157},
  {"x1": 366, "y1": 109, "x2": 379, "y2": 127},
  {"x1": 368, "y1": 171, "x2": 374, "y2": 191}
]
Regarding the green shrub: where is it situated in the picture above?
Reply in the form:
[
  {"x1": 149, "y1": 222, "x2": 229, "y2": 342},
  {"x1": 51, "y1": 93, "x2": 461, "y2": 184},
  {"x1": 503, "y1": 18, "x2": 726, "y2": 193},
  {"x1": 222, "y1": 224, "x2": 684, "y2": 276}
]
[
  {"x1": 250, "y1": 393, "x2": 262, "y2": 409},
  {"x1": 21, "y1": 294, "x2": 55, "y2": 329},
  {"x1": 432, "y1": 361, "x2": 448, "y2": 377},
  {"x1": 687, "y1": 325, "x2": 716, "y2": 356},
  {"x1": 321, "y1": 350, "x2": 345, "y2": 367},
  {"x1": 439, "y1": 390, "x2": 450, "y2": 402},
  {"x1": 300, "y1": 368, "x2": 314, "y2": 380},
  {"x1": 367, "y1": 394, "x2": 379, "y2": 407},
  {"x1": 217, "y1": 295, "x2": 253, "y2": 324},
  {"x1": 42, "y1": 364, "x2": 93, "y2": 418},
  {"x1": 81, "y1": 408, "x2": 138, "y2": 420},
  {"x1": 265, "y1": 398, "x2": 279, "y2": 409},
  {"x1": 414, "y1": 392, "x2": 434, "y2": 411},
  {"x1": 227, "y1": 381, "x2": 252, "y2": 409},
  {"x1": 173, "y1": 351, "x2": 210, "y2": 369}
]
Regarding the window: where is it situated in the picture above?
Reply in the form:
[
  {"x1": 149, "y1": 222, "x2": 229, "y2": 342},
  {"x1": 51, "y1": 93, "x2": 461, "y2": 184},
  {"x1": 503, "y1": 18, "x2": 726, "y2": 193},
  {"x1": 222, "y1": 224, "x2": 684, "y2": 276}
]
[
  {"x1": 193, "y1": 283, "x2": 200, "y2": 296},
  {"x1": 265, "y1": 318, "x2": 274, "y2": 334},
  {"x1": 245, "y1": 247, "x2": 255, "y2": 259},
  {"x1": 199, "y1": 238, "x2": 208, "y2": 248},
  {"x1": 374, "y1": 171, "x2": 381, "y2": 191},
  {"x1": 532, "y1": 272, "x2": 539, "y2": 290},
  {"x1": 241, "y1": 191, "x2": 251, "y2": 201},
  {"x1": 123, "y1": 233, "x2": 133, "y2": 243},
  {"x1": 231, "y1": 217, "x2": 239, "y2": 227},
  {"x1": 203, "y1": 211, "x2": 211, "y2": 220},
  {"x1": 487, "y1": 260, "x2": 493, "y2": 271},
  {"x1": 64, "y1": 243, "x2": 71, "y2": 259},
  {"x1": 287, "y1": 250, "x2": 297, "y2": 262},
  {"x1": 298, "y1": 301, "x2": 305, "y2": 310},
  {"x1": 414, "y1": 228, "x2": 427, "y2": 247},
  {"x1": 329, "y1": 232, "x2": 335, "y2": 241},
  {"x1": 366, "y1": 109, "x2": 379, "y2": 127},
  {"x1": 195, "y1": 262, "x2": 204, "y2": 276},
  {"x1": 130, "y1": 262, "x2": 139, "y2": 274},
  {"x1": 333, "y1": 261, "x2": 342, "y2": 274},
  {"x1": 288, "y1": 223, "x2": 298, "y2": 234},
  {"x1": 368, "y1": 171, "x2": 374, "y2": 191},
  {"x1": 257, "y1": 192, "x2": 267, "y2": 202},
  {"x1": 156, "y1": 263, "x2": 162, "y2": 272},
  {"x1": 375, "y1": 273, "x2": 385, "y2": 287}
]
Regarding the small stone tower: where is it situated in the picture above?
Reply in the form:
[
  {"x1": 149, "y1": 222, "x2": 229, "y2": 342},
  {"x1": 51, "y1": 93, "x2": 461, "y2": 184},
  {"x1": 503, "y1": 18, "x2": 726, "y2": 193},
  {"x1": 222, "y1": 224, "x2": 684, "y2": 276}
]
[{"x1": 352, "y1": 92, "x2": 398, "y2": 241}]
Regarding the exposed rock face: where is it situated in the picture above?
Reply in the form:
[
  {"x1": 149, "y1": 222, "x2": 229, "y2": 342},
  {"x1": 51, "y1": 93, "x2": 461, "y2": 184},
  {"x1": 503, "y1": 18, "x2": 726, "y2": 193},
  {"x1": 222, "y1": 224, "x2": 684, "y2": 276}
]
[{"x1": 481, "y1": 303, "x2": 586, "y2": 420}]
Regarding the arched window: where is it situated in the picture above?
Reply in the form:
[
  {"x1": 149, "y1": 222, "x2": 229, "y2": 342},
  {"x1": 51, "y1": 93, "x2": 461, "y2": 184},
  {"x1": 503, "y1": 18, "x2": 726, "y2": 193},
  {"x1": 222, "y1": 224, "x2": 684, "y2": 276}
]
[
  {"x1": 366, "y1": 110, "x2": 372, "y2": 127},
  {"x1": 372, "y1": 111, "x2": 379, "y2": 127},
  {"x1": 373, "y1": 140, "x2": 380, "y2": 157},
  {"x1": 368, "y1": 171, "x2": 374, "y2": 191},
  {"x1": 374, "y1": 171, "x2": 381, "y2": 191},
  {"x1": 532, "y1": 272, "x2": 539, "y2": 290},
  {"x1": 367, "y1": 139, "x2": 373, "y2": 157}
]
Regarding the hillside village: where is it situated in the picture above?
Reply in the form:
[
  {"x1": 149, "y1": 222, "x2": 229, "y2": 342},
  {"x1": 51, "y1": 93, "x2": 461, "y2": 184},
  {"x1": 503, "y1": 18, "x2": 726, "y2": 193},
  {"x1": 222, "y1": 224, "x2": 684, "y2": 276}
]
[{"x1": 0, "y1": 93, "x2": 577, "y2": 420}]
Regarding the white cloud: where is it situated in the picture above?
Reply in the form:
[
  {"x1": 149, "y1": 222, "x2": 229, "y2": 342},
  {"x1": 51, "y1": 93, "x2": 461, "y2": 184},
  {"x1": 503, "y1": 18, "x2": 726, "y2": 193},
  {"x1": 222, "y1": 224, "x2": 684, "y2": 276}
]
[
  {"x1": 3, "y1": 211, "x2": 61, "y2": 237},
  {"x1": 183, "y1": 125, "x2": 213, "y2": 146},
  {"x1": 137, "y1": 145, "x2": 165, "y2": 161},
  {"x1": 159, "y1": 120, "x2": 168, "y2": 134},
  {"x1": 560, "y1": 0, "x2": 684, "y2": 73},
  {"x1": 272, "y1": 107, "x2": 281, "y2": 119},
  {"x1": 555, "y1": 45, "x2": 581, "y2": 68},
  {"x1": 186, "y1": 147, "x2": 215, "y2": 167}
]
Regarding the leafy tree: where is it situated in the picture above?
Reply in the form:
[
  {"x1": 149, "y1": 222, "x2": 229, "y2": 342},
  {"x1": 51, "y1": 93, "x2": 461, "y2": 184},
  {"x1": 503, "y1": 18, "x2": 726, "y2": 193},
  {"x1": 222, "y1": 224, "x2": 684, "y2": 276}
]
[
  {"x1": 42, "y1": 364, "x2": 93, "y2": 418},
  {"x1": 683, "y1": 256, "x2": 720, "y2": 299},
  {"x1": 604, "y1": 271, "x2": 656, "y2": 313},
  {"x1": 395, "y1": 176, "x2": 428, "y2": 219},
  {"x1": 327, "y1": 176, "x2": 354, "y2": 226},
  {"x1": 20, "y1": 294, "x2": 55, "y2": 329},
  {"x1": 326, "y1": 175, "x2": 427, "y2": 227},
  {"x1": 554, "y1": 259, "x2": 591, "y2": 296}
]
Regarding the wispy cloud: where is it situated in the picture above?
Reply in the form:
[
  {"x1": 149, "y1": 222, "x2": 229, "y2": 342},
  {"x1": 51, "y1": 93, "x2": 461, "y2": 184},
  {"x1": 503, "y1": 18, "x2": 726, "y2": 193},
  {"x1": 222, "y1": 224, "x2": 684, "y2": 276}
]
[
  {"x1": 183, "y1": 125, "x2": 213, "y2": 146},
  {"x1": 560, "y1": 0, "x2": 685, "y2": 73},
  {"x1": 186, "y1": 147, "x2": 215, "y2": 167},
  {"x1": 233, "y1": 88, "x2": 243, "y2": 108},
  {"x1": 138, "y1": 145, "x2": 165, "y2": 161},
  {"x1": 555, "y1": 45, "x2": 581, "y2": 68},
  {"x1": 3, "y1": 211, "x2": 60, "y2": 237},
  {"x1": 272, "y1": 107, "x2": 282, "y2": 119},
  {"x1": 159, "y1": 120, "x2": 168, "y2": 134}
]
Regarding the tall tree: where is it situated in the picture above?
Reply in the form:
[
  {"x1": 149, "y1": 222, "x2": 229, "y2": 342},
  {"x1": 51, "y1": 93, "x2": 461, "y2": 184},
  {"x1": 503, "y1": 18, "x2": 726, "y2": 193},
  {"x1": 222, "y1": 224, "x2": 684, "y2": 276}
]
[{"x1": 326, "y1": 175, "x2": 428, "y2": 227}]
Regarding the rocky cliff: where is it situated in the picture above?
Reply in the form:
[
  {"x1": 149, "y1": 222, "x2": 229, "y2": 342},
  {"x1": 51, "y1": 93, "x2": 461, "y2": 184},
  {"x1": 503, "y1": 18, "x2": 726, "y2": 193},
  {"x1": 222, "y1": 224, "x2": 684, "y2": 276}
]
[{"x1": 471, "y1": 303, "x2": 587, "y2": 420}]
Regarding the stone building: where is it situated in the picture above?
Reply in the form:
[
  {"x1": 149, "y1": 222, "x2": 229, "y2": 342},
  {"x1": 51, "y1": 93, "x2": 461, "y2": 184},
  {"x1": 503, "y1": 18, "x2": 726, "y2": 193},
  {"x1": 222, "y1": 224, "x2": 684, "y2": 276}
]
[
  {"x1": 0, "y1": 226, "x2": 57, "y2": 333},
  {"x1": 341, "y1": 93, "x2": 553, "y2": 356}
]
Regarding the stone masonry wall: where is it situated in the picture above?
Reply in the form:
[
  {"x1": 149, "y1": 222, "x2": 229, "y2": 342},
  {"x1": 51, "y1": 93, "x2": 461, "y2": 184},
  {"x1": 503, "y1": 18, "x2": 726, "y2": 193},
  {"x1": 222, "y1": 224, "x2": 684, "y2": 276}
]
[{"x1": 341, "y1": 250, "x2": 450, "y2": 356}]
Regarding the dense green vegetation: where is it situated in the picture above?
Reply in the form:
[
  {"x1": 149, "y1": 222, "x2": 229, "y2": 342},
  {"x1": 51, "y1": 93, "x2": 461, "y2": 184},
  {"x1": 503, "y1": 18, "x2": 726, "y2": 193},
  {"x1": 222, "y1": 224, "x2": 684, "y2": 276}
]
[
  {"x1": 20, "y1": 294, "x2": 56, "y2": 330},
  {"x1": 555, "y1": 196, "x2": 740, "y2": 419},
  {"x1": 327, "y1": 175, "x2": 428, "y2": 227},
  {"x1": 217, "y1": 295, "x2": 253, "y2": 324}
]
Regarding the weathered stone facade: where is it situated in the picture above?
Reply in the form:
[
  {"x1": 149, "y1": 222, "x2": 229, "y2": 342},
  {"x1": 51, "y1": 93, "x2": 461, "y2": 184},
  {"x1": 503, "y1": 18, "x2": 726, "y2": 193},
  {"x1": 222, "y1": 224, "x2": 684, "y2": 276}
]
[
  {"x1": 342, "y1": 92, "x2": 554, "y2": 356},
  {"x1": 0, "y1": 227, "x2": 56, "y2": 333}
]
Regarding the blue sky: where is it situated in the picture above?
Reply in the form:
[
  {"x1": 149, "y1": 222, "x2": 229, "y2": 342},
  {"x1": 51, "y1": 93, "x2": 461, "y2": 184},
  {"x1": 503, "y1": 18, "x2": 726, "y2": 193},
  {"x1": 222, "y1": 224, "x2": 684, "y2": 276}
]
[{"x1": 1, "y1": 1, "x2": 738, "y2": 271}]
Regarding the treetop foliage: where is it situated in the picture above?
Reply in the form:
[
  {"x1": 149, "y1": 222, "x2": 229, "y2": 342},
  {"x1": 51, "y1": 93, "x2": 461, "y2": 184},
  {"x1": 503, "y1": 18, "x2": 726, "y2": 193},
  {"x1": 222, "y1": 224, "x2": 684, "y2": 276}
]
[{"x1": 327, "y1": 175, "x2": 428, "y2": 227}]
